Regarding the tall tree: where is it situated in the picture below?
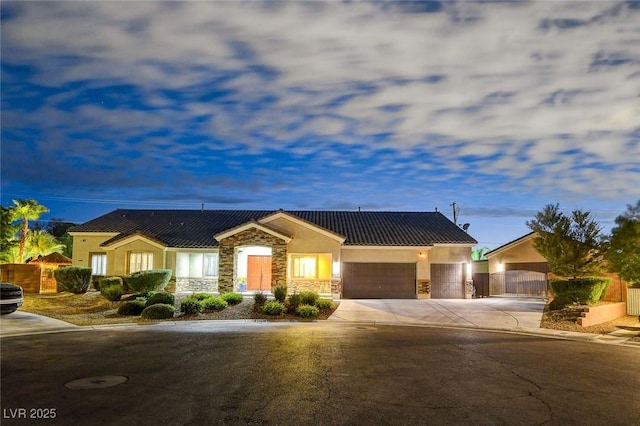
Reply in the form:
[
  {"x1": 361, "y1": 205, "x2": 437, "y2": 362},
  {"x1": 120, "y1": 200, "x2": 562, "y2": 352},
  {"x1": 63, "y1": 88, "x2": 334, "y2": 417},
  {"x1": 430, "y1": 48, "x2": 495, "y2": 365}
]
[
  {"x1": 26, "y1": 229, "x2": 66, "y2": 260},
  {"x1": 47, "y1": 218, "x2": 75, "y2": 258},
  {"x1": 607, "y1": 201, "x2": 640, "y2": 285},
  {"x1": 0, "y1": 206, "x2": 18, "y2": 260},
  {"x1": 11, "y1": 199, "x2": 49, "y2": 264},
  {"x1": 526, "y1": 203, "x2": 605, "y2": 278}
]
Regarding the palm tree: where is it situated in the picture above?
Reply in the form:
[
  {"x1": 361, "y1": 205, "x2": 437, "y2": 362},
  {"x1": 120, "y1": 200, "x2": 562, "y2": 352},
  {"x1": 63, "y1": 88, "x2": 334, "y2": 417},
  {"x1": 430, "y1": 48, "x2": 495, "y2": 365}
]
[
  {"x1": 26, "y1": 230, "x2": 65, "y2": 260},
  {"x1": 11, "y1": 199, "x2": 49, "y2": 264}
]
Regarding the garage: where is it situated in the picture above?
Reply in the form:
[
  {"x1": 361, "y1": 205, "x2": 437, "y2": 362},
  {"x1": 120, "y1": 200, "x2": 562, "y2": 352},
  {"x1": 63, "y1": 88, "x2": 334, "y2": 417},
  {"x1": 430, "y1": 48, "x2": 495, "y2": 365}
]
[
  {"x1": 342, "y1": 262, "x2": 416, "y2": 299},
  {"x1": 430, "y1": 263, "x2": 464, "y2": 299}
]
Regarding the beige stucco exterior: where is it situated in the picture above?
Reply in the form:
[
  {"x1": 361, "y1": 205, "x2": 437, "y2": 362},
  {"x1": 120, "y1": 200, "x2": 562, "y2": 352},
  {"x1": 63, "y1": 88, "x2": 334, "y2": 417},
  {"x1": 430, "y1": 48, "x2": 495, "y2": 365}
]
[
  {"x1": 485, "y1": 233, "x2": 547, "y2": 273},
  {"x1": 70, "y1": 215, "x2": 474, "y2": 298}
]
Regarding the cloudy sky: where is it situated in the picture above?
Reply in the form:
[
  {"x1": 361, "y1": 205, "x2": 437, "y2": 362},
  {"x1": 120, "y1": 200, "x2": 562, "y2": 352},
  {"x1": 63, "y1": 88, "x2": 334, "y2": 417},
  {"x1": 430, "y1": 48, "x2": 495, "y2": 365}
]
[{"x1": 1, "y1": 0, "x2": 639, "y2": 249}]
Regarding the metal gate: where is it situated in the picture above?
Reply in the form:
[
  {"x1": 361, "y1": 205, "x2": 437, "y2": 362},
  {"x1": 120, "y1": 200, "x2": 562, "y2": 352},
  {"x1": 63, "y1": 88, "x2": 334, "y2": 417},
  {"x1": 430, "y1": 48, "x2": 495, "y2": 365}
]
[{"x1": 489, "y1": 270, "x2": 547, "y2": 296}]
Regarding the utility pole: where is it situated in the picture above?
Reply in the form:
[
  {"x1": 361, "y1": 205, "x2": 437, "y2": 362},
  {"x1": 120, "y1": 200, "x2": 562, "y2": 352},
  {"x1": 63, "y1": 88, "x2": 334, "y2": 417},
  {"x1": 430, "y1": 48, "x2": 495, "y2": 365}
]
[{"x1": 450, "y1": 201, "x2": 460, "y2": 225}]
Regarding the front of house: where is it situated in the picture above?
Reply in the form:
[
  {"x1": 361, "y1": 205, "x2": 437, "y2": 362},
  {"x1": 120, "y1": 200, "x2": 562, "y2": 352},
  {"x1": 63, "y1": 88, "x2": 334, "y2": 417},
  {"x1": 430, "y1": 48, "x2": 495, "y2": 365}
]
[{"x1": 69, "y1": 209, "x2": 477, "y2": 299}]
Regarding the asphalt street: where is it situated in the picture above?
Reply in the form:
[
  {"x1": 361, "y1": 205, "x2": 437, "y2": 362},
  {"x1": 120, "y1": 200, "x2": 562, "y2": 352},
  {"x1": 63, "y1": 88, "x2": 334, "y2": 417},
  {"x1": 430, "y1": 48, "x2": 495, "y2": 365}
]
[{"x1": 2, "y1": 322, "x2": 639, "y2": 425}]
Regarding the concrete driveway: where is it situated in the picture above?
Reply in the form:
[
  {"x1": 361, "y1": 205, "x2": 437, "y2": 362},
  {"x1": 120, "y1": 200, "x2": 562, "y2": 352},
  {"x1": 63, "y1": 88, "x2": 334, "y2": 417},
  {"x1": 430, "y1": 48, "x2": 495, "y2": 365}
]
[
  {"x1": 328, "y1": 297, "x2": 546, "y2": 330},
  {"x1": 0, "y1": 310, "x2": 78, "y2": 337}
]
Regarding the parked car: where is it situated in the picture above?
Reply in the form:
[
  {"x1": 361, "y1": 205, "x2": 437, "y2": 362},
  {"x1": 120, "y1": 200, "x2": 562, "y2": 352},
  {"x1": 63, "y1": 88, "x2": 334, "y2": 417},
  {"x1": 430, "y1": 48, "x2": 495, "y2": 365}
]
[{"x1": 0, "y1": 282, "x2": 24, "y2": 315}]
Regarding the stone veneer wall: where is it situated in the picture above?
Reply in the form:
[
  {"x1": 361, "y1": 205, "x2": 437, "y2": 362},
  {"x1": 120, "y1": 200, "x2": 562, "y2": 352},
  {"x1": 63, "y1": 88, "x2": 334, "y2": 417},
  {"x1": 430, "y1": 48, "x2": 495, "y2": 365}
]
[
  {"x1": 218, "y1": 228, "x2": 287, "y2": 293},
  {"x1": 287, "y1": 279, "x2": 331, "y2": 294},
  {"x1": 176, "y1": 278, "x2": 217, "y2": 293}
]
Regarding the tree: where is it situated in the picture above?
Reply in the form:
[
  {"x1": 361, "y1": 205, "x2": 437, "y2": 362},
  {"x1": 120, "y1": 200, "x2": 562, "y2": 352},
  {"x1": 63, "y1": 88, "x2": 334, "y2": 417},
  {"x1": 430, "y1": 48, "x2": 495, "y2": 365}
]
[
  {"x1": 471, "y1": 246, "x2": 489, "y2": 261},
  {"x1": 526, "y1": 203, "x2": 605, "y2": 278},
  {"x1": 607, "y1": 201, "x2": 640, "y2": 285},
  {"x1": 26, "y1": 229, "x2": 66, "y2": 260},
  {"x1": 47, "y1": 218, "x2": 75, "y2": 258},
  {"x1": 11, "y1": 199, "x2": 49, "y2": 264},
  {"x1": 0, "y1": 206, "x2": 18, "y2": 259}
]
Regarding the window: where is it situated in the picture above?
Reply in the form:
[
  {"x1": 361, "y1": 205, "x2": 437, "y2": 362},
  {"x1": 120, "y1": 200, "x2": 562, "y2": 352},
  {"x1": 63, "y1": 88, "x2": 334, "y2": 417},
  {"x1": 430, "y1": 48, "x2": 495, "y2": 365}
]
[
  {"x1": 176, "y1": 253, "x2": 218, "y2": 278},
  {"x1": 91, "y1": 254, "x2": 107, "y2": 276},
  {"x1": 292, "y1": 255, "x2": 317, "y2": 279},
  {"x1": 130, "y1": 252, "x2": 153, "y2": 273}
]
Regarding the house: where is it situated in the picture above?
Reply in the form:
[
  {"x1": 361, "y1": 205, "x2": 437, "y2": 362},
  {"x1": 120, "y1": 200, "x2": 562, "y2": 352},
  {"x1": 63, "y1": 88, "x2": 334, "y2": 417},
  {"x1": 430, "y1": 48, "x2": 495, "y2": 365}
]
[
  {"x1": 485, "y1": 232, "x2": 629, "y2": 302},
  {"x1": 69, "y1": 209, "x2": 477, "y2": 299},
  {"x1": 484, "y1": 232, "x2": 549, "y2": 297}
]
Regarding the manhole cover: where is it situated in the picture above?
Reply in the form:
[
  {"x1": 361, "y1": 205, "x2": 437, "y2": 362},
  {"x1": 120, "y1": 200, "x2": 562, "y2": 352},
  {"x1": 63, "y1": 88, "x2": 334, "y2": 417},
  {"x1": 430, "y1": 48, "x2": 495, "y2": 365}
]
[
  {"x1": 354, "y1": 326, "x2": 377, "y2": 331},
  {"x1": 65, "y1": 375, "x2": 128, "y2": 390}
]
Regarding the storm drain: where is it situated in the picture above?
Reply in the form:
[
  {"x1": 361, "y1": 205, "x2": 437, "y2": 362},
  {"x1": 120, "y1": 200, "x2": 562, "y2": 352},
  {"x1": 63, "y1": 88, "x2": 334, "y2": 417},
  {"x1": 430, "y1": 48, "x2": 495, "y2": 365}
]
[{"x1": 65, "y1": 375, "x2": 128, "y2": 390}]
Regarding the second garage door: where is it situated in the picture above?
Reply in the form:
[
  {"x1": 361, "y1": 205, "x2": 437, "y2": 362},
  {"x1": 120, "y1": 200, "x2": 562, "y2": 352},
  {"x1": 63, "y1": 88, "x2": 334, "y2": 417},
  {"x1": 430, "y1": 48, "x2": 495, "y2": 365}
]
[
  {"x1": 431, "y1": 263, "x2": 464, "y2": 299},
  {"x1": 342, "y1": 262, "x2": 416, "y2": 299}
]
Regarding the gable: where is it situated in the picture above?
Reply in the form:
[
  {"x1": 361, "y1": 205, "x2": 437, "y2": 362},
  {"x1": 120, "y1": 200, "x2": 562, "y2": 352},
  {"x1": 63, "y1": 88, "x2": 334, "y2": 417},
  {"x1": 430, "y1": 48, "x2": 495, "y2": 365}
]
[{"x1": 214, "y1": 221, "x2": 292, "y2": 243}]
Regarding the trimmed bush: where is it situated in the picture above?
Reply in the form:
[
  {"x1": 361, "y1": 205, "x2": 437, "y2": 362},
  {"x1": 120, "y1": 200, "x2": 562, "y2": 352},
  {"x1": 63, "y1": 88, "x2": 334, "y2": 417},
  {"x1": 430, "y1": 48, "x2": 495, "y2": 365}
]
[
  {"x1": 180, "y1": 298, "x2": 204, "y2": 315},
  {"x1": 141, "y1": 303, "x2": 175, "y2": 320},
  {"x1": 203, "y1": 296, "x2": 228, "y2": 311},
  {"x1": 117, "y1": 300, "x2": 146, "y2": 316},
  {"x1": 54, "y1": 266, "x2": 92, "y2": 293},
  {"x1": 288, "y1": 292, "x2": 302, "y2": 312},
  {"x1": 254, "y1": 292, "x2": 267, "y2": 305},
  {"x1": 316, "y1": 298, "x2": 333, "y2": 311},
  {"x1": 299, "y1": 291, "x2": 319, "y2": 306},
  {"x1": 146, "y1": 292, "x2": 175, "y2": 307},
  {"x1": 296, "y1": 304, "x2": 319, "y2": 319},
  {"x1": 124, "y1": 269, "x2": 172, "y2": 293},
  {"x1": 99, "y1": 276, "x2": 125, "y2": 301},
  {"x1": 549, "y1": 277, "x2": 612, "y2": 309},
  {"x1": 101, "y1": 285, "x2": 124, "y2": 302},
  {"x1": 262, "y1": 300, "x2": 286, "y2": 315},
  {"x1": 272, "y1": 284, "x2": 287, "y2": 303},
  {"x1": 220, "y1": 292, "x2": 243, "y2": 305},
  {"x1": 192, "y1": 293, "x2": 215, "y2": 301}
]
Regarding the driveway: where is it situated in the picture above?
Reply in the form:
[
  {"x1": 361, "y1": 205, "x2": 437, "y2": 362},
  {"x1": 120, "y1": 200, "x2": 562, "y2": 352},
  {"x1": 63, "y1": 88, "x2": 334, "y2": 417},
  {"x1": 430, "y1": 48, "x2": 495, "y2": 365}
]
[
  {"x1": 328, "y1": 297, "x2": 546, "y2": 330},
  {"x1": 0, "y1": 311, "x2": 78, "y2": 337}
]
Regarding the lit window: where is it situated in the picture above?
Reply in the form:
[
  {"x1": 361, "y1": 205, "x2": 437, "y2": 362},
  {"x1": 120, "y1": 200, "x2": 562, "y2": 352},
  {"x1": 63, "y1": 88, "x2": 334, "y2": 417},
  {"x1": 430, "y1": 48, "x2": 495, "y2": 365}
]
[
  {"x1": 176, "y1": 253, "x2": 218, "y2": 278},
  {"x1": 91, "y1": 254, "x2": 107, "y2": 276},
  {"x1": 293, "y1": 256, "x2": 317, "y2": 279},
  {"x1": 130, "y1": 252, "x2": 153, "y2": 273}
]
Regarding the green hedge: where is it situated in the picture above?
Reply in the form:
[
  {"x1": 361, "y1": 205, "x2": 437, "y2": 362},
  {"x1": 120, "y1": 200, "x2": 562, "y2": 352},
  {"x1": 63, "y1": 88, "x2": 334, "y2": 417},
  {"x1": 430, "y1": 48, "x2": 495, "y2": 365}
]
[
  {"x1": 220, "y1": 292, "x2": 243, "y2": 305},
  {"x1": 54, "y1": 266, "x2": 92, "y2": 293},
  {"x1": 316, "y1": 299, "x2": 333, "y2": 311},
  {"x1": 99, "y1": 276, "x2": 124, "y2": 301},
  {"x1": 203, "y1": 297, "x2": 228, "y2": 311},
  {"x1": 118, "y1": 300, "x2": 147, "y2": 316},
  {"x1": 124, "y1": 269, "x2": 172, "y2": 293},
  {"x1": 549, "y1": 277, "x2": 612, "y2": 309},
  {"x1": 272, "y1": 284, "x2": 287, "y2": 303},
  {"x1": 146, "y1": 292, "x2": 175, "y2": 307},
  {"x1": 296, "y1": 304, "x2": 319, "y2": 318},
  {"x1": 262, "y1": 301, "x2": 286, "y2": 315},
  {"x1": 180, "y1": 298, "x2": 204, "y2": 315},
  {"x1": 299, "y1": 291, "x2": 319, "y2": 306},
  {"x1": 141, "y1": 304, "x2": 175, "y2": 320}
]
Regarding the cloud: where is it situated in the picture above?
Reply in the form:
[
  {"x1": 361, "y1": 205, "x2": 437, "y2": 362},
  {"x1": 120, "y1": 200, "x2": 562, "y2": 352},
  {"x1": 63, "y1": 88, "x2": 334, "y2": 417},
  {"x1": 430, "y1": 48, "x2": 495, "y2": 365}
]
[{"x1": 1, "y1": 0, "x2": 639, "y2": 207}]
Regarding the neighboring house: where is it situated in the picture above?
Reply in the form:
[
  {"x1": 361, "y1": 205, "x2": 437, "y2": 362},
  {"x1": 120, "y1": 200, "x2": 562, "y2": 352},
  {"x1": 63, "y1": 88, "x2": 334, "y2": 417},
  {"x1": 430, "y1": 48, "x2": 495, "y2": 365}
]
[
  {"x1": 69, "y1": 209, "x2": 477, "y2": 299},
  {"x1": 484, "y1": 233, "x2": 549, "y2": 297}
]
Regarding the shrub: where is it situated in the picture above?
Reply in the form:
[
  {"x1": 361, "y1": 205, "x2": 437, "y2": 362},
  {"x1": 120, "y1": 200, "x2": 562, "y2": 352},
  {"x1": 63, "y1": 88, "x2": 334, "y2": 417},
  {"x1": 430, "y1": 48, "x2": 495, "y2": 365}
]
[
  {"x1": 54, "y1": 266, "x2": 92, "y2": 293},
  {"x1": 101, "y1": 285, "x2": 124, "y2": 302},
  {"x1": 99, "y1": 276, "x2": 123, "y2": 289},
  {"x1": 299, "y1": 291, "x2": 319, "y2": 306},
  {"x1": 117, "y1": 300, "x2": 146, "y2": 316},
  {"x1": 192, "y1": 293, "x2": 215, "y2": 301},
  {"x1": 272, "y1": 284, "x2": 287, "y2": 303},
  {"x1": 124, "y1": 269, "x2": 172, "y2": 293},
  {"x1": 99, "y1": 277, "x2": 125, "y2": 301},
  {"x1": 316, "y1": 298, "x2": 333, "y2": 311},
  {"x1": 180, "y1": 298, "x2": 204, "y2": 315},
  {"x1": 296, "y1": 304, "x2": 319, "y2": 318},
  {"x1": 141, "y1": 304, "x2": 175, "y2": 320},
  {"x1": 549, "y1": 277, "x2": 612, "y2": 309},
  {"x1": 203, "y1": 297, "x2": 228, "y2": 311},
  {"x1": 288, "y1": 292, "x2": 302, "y2": 312},
  {"x1": 146, "y1": 292, "x2": 175, "y2": 307},
  {"x1": 262, "y1": 300, "x2": 286, "y2": 315},
  {"x1": 220, "y1": 292, "x2": 243, "y2": 305},
  {"x1": 254, "y1": 292, "x2": 267, "y2": 305}
]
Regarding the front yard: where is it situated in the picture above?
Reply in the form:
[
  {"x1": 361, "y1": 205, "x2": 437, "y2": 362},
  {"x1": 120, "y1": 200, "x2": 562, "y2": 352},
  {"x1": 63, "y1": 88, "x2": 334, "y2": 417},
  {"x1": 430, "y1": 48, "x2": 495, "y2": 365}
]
[{"x1": 21, "y1": 291, "x2": 338, "y2": 326}]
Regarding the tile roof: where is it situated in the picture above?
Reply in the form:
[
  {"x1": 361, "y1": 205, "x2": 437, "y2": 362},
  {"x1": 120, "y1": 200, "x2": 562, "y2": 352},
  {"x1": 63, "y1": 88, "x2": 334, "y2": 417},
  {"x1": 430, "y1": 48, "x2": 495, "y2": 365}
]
[{"x1": 69, "y1": 209, "x2": 477, "y2": 248}]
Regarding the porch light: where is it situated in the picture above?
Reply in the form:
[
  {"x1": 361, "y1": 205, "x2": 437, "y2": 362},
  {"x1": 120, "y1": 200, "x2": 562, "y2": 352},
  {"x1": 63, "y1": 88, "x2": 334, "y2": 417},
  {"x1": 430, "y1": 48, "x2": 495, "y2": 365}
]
[
  {"x1": 419, "y1": 251, "x2": 426, "y2": 258},
  {"x1": 332, "y1": 260, "x2": 340, "y2": 276},
  {"x1": 497, "y1": 262, "x2": 504, "y2": 272},
  {"x1": 466, "y1": 262, "x2": 472, "y2": 277}
]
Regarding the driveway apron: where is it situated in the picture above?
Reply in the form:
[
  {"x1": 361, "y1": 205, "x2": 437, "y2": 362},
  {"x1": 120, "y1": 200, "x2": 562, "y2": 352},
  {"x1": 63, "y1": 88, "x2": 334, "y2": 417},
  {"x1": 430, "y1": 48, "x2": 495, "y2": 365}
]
[{"x1": 328, "y1": 297, "x2": 546, "y2": 330}]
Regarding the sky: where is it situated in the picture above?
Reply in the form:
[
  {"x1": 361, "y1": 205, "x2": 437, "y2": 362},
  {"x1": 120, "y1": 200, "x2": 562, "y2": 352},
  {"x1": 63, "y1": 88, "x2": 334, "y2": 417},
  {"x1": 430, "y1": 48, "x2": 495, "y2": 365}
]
[{"x1": 1, "y1": 0, "x2": 639, "y2": 250}]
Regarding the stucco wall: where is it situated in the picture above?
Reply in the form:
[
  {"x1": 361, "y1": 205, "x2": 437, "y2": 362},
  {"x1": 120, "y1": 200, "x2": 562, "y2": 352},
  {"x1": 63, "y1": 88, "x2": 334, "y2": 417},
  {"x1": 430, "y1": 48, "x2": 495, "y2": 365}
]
[
  {"x1": 71, "y1": 233, "x2": 117, "y2": 269},
  {"x1": 109, "y1": 240, "x2": 166, "y2": 276},
  {"x1": 487, "y1": 237, "x2": 546, "y2": 273},
  {"x1": 265, "y1": 216, "x2": 342, "y2": 256}
]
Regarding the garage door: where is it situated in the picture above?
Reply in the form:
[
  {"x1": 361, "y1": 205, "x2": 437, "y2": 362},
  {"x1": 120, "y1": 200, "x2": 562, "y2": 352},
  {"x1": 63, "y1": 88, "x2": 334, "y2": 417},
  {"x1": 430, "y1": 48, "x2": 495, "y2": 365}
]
[
  {"x1": 431, "y1": 263, "x2": 464, "y2": 299},
  {"x1": 342, "y1": 263, "x2": 416, "y2": 299}
]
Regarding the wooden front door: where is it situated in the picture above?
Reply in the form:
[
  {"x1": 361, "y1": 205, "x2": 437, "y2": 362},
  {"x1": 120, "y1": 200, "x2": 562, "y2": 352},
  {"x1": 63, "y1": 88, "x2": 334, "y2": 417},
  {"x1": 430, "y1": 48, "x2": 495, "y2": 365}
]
[{"x1": 247, "y1": 255, "x2": 272, "y2": 291}]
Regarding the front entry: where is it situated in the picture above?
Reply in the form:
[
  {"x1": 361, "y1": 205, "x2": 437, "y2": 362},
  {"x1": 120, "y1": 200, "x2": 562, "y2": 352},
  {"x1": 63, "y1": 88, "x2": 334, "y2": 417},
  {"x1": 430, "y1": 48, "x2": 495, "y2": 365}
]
[{"x1": 247, "y1": 255, "x2": 272, "y2": 291}]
